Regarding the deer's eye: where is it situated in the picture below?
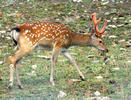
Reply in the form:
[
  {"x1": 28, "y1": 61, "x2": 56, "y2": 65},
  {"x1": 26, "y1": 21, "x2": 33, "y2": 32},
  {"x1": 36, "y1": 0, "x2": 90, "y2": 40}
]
[{"x1": 99, "y1": 41, "x2": 102, "y2": 43}]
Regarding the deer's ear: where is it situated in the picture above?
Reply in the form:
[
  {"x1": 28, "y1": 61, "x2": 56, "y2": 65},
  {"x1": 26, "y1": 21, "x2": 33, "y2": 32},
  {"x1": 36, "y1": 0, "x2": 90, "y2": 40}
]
[
  {"x1": 88, "y1": 27, "x2": 92, "y2": 33},
  {"x1": 90, "y1": 29, "x2": 95, "y2": 36},
  {"x1": 88, "y1": 27, "x2": 95, "y2": 36}
]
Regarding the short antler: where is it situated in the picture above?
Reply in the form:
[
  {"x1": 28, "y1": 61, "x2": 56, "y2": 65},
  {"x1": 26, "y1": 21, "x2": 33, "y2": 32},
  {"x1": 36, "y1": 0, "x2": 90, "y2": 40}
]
[{"x1": 92, "y1": 13, "x2": 107, "y2": 37}]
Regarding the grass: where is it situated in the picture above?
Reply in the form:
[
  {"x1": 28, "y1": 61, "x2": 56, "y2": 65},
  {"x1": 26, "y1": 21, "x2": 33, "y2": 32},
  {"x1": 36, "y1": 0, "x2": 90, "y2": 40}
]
[{"x1": 0, "y1": 0, "x2": 131, "y2": 99}]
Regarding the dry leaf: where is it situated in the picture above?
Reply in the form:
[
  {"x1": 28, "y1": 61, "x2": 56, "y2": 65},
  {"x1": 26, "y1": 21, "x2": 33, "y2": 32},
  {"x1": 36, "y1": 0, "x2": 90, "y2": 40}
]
[
  {"x1": 0, "y1": 61, "x2": 3, "y2": 65},
  {"x1": 85, "y1": 89, "x2": 91, "y2": 97},
  {"x1": 0, "y1": 12, "x2": 2, "y2": 17},
  {"x1": 112, "y1": 67, "x2": 120, "y2": 70},
  {"x1": 94, "y1": 91, "x2": 101, "y2": 96},
  {"x1": 68, "y1": 79, "x2": 81, "y2": 85},
  {"x1": 69, "y1": 65, "x2": 73, "y2": 69},
  {"x1": 57, "y1": 91, "x2": 67, "y2": 98},
  {"x1": 118, "y1": 39, "x2": 125, "y2": 43},
  {"x1": 45, "y1": 51, "x2": 51, "y2": 56},
  {"x1": 95, "y1": 76, "x2": 103, "y2": 79},
  {"x1": 15, "y1": 13, "x2": 22, "y2": 18},
  {"x1": 31, "y1": 65, "x2": 37, "y2": 70}
]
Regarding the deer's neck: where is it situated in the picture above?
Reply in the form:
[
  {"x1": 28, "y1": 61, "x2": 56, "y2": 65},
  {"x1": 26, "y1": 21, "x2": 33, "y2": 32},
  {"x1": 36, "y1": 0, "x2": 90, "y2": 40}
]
[{"x1": 71, "y1": 33, "x2": 91, "y2": 47}]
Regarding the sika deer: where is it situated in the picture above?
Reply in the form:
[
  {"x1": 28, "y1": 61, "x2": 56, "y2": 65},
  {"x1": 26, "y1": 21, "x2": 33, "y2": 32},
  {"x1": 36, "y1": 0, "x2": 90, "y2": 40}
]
[{"x1": 8, "y1": 13, "x2": 108, "y2": 89}]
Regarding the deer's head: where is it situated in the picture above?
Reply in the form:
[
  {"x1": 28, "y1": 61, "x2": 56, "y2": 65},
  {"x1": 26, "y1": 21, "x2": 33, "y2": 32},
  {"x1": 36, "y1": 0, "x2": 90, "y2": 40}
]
[{"x1": 89, "y1": 13, "x2": 108, "y2": 53}]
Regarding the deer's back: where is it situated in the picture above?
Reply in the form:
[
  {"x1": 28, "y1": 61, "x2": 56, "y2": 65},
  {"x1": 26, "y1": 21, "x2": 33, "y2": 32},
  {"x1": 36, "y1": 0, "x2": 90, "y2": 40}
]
[{"x1": 17, "y1": 22, "x2": 73, "y2": 48}]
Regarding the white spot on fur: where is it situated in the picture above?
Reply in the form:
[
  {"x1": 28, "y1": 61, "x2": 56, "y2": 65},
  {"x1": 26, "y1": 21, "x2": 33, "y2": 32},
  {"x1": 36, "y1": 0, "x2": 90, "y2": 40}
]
[
  {"x1": 38, "y1": 33, "x2": 40, "y2": 37},
  {"x1": 29, "y1": 41, "x2": 32, "y2": 46},
  {"x1": 24, "y1": 30, "x2": 30, "y2": 34},
  {"x1": 52, "y1": 36, "x2": 55, "y2": 39}
]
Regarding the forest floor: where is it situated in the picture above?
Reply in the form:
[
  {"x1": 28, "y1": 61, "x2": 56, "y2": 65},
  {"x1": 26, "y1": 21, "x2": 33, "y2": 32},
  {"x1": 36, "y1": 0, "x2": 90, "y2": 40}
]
[{"x1": 0, "y1": 0, "x2": 131, "y2": 100}]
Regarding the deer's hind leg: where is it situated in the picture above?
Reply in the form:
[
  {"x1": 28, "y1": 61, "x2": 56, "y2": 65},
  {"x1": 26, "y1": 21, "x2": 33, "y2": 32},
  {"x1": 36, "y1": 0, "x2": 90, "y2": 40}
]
[
  {"x1": 8, "y1": 49, "x2": 31, "y2": 89},
  {"x1": 8, "y1": 40, "x2": 35, "y2": 89}
]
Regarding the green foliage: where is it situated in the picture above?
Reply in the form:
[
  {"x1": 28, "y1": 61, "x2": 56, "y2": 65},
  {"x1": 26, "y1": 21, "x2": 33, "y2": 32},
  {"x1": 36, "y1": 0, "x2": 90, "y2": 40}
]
[{"x1": 0, "y1": 0, "x2": 131, "y2": 99}]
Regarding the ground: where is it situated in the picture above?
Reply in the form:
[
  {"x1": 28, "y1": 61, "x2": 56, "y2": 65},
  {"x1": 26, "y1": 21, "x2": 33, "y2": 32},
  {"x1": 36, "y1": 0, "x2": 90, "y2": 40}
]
[{"x1": 0, "y1": 0, "x2": 131, "y2": 99}]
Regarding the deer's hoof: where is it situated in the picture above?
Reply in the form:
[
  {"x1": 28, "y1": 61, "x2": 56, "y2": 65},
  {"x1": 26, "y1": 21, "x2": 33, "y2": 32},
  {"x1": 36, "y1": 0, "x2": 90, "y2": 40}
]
[
  {"x1": 18, "y1": 85, "x2": 23, "y2": 89},
  {"x1": 8, "y1": 85, "x2": 12, "y2": 90},
  {"x1": 80, "y1": 76, "x2": 85, "y2": 81}
]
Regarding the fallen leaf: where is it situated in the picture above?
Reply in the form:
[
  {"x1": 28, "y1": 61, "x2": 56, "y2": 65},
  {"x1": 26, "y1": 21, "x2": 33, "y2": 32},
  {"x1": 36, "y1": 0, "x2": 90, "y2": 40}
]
[
  {"x1": 129, "y1": 20, "x2": 131, "y2": 23},
  {"x1": 118, "y1": 17, "x2": 125, "y2": 20},
  {"x1": 0, "y1": 30, "x2": 6, "y2": 33},
  {"x1": 112, "y1": 67, "x2": 120, "y2": 70},
  {"x1": 0, "y1": 12, "x2": 2, "y2": 17},
  {"x1": 101, "y1": 1, "x2": 109, "y2": 5},
  {"x1": 95, "y1": 76, "x2": 103, "y2": 79},
  {"x1": 85, "y1": 89, "x2": 91, "y2": 97},
  {"x1": 107, "y1": 20, "x2": 111, "y2": 22},
  {"x1": 86, "y1": 97, "x2": 111, "y2": 100},
  {"x1": 6, "y1": 37, "x2": 11, "y2": 40},
  {"x1": 92, "y1": 60, "x2": 100, "y2": 63},
  {"x1": 118, "y1": 39, "x2": 125, "y2": 43},
  {"x1": 45, "y1": 51, "x2": 51, "y2": 56},
  {"x1": 76, "y1": 16, "x2": 80, "y2": 19},
  {"x1": 117, "y1": 24, "x2": 124, "y2": 27},
  {"x1": 64, "y1": 17, "x2": 75, "y2": 23},
  {"x1": 68, "y1": 79, "x2": 81, "y2": 85},
  {"x1": 108, "y1": 25, "x2": 117, "y2": 28},
  {"x1": 113, "y1": 17, "x2": 117, "y2": 21},
  {"x1": 37, "y1": 55, "x2": 51, "y2": 59},
  {"x1": 94, "y1": 91, "x2": 101, "y2": 96},
  {"x1": 52, "y1": 2, "x2": 60, "y2": 6},
  {"x1": 69, "y1": 65, "x2": 73, "y2": 69},
  {"x1": 104, "y1": 12, "x2": 110, "y2": 16},
  {"x1": 27, "y1": 71, "x2": 36, "y2": 76},
  {"x1": 57, "y1": 91, "x2": 67, "y2": 98},
  {"x1": 0, "y1": 61, "x2": 3, "y2": 65},
  {"x1": 126, "y1": 60, "x2": 131, "y2": 66},
  {"x1": 31, "y1": 65, "x2": 37, "y2": 70},
  {"x1": 15, "y1": 13, "x2": 22, "y2": 18},
  {"x1": 126, "y1": 43, "x2": 131, "y2": 47},
  {"x1": 111, "y1": 43, "x2": 117, "y2": 47},
  {"x1": 88, "y1": 55, "x2": 95, "y2": 58},
  {"x1": 73, "y1": 0, "x2": 82, "y2": 3},
  {"x1": 109, "y1": 35, "x2": 118, "y2": 39},
  {"x1": 120, "y1": 48, "x2": 126, "y2": 51}
]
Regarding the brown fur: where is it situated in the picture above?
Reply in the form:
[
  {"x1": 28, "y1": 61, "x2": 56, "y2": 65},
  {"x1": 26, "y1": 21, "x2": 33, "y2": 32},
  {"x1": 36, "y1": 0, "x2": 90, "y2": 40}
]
[{"x1": 8, "y1": 14, "x2": 108, "y2": 89}]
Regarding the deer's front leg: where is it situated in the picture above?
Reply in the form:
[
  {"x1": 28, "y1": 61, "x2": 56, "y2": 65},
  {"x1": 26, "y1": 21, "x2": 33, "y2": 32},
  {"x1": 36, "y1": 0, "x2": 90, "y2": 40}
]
[
  {"x1": 50, "y1": 47, "x2": 61, "y2": 86},
  {"x1": 62, "y1": 49, "x2": 85, "y2": 81}
]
